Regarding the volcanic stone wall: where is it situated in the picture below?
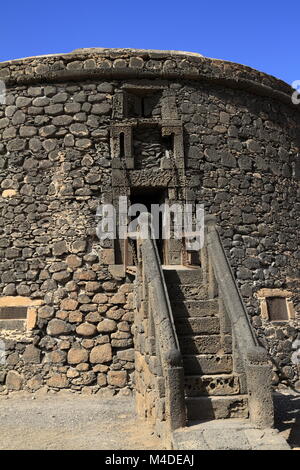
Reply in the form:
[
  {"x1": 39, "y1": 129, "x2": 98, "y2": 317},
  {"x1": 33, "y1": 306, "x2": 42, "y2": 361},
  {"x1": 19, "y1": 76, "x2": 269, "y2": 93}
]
[
  {"x1": 178, "y1": 80, "x2": 300, "y2": 388},
  {"x1": 0, "y1": 78, "x2": 137, "y2": 394},
  {"x1": 0, "y1": 49, "x2": 299, "y2": 394}
]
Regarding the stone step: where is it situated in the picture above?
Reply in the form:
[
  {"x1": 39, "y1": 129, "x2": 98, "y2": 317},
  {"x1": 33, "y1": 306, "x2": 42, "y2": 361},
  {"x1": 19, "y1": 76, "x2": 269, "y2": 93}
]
[
  {"x1": 179, "y1": 335, "x2": 232, "y2": 355},
  {"x1": 174, "y1": 317, "x2": 220, "y2": 335},
  {"x1": 183, "y1": 354, "x2": 233, "y2": 375},
  {"x1": 185, "y1": 395, "x2": 249, "y2": 421},
  {"x1": 166, "y1": 283, "x2": 209, "y2": 300},
  {"x1": 163, "y1": 268, "x2": 203, "y2": 285},
  {"x1": 171, "y1": 299, "x2": 219, "y2": 317},
  {"x1": 172, "y1": 420, "x2": 291, "y2": 450},
  {"x1": 184, "y1": 374, "x2": 240, "y2": 397}
]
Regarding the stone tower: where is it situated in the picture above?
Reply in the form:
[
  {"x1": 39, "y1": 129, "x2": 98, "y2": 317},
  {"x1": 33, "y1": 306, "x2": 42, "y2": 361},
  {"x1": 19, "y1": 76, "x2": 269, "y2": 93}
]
[{"x1": 0, "y1": 48, "x2": 299, "y2": 403}]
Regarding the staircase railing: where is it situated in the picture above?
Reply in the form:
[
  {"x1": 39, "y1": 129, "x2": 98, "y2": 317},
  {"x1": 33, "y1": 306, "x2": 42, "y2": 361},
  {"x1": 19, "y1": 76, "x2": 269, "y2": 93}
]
[
  {"x1": 134, "y1": 213, "x2": 186, "y2": 433},
  {"x1": 205, "y1": 215, "x2": 274, "y2": 428}
]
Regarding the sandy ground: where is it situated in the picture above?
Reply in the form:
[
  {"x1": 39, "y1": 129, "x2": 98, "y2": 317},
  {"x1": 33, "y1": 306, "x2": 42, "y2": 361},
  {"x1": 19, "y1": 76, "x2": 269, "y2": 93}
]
[{"x1": 0, "y1": 391, "x2": 166, "y2": 450}]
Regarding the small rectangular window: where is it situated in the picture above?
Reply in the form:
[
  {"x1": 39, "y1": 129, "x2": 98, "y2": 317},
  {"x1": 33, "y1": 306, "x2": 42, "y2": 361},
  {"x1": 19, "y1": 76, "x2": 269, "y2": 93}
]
[
  {"x1": 125, "y1": 90, "x2": 162, "y2": 118},
  {"x1": 0, "y1": 306, "x2": 27, "y2": 320},
  {"x1": 266, "y1": 297, "x2": 289, "y2": 321}
]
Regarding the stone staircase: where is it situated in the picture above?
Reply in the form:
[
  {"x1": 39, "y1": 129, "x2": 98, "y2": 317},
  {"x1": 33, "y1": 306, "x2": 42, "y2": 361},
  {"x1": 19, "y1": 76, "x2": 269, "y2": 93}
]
[
  {"x1": 134, "y1": 216, "x2": 288, "y2": 449},
  {"x1": 163, "y1": 267, "x2": 248, "y2": 422}
]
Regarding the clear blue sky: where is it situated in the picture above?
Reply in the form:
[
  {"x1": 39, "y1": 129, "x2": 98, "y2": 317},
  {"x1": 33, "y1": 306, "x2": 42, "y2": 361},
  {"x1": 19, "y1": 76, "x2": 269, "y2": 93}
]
[{"x1": 0, "y1": 0, "x2": 299, "y2": 86}]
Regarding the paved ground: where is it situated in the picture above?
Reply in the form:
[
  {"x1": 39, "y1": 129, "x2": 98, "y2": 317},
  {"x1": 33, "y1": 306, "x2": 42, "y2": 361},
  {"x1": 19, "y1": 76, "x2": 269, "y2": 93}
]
[
  {"x1": 173, "y1": 419, "x2": 290, "y2": 450},
  {"x1": 0, "y1": 388, "x2": 298, "y2": 450},
  {"x1": 0, "y1": 391, "x2": 165, "y2": 450}
]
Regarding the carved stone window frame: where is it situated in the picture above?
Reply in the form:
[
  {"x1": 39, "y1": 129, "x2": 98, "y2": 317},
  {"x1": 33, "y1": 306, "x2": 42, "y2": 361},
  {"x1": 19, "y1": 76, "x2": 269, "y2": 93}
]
[
  {"x1": 110, "y1": 119, "x2": 184, "y2": 171},
  {"x1": 0, "y1": 296, "x2": 43, "y2": 331},
  {"x1": 110, "y1": 123, "x2": 134, "y2": 169},
  {"x1": 108, "y1": 85, "x2": 185, "y2": 273},
  {"x1": 256, "y1": 288, "x2": 296, "y2": 322}
]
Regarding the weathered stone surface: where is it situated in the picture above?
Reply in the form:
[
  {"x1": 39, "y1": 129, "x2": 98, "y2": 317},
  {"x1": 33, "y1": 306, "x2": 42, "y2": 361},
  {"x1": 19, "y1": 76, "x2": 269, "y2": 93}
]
[
  {"x1": 73, "y1": 269, "x2": 96, "y2": 281},
  {"x1": 27, "y1": 375, "x2": 44, "y2": 391},
  {"x1": 111, "y1": 339, "x2": 133, "y2": 348},
  {"x1": 90, "y1": 344, "x2": 112, "y2": 364},
  {"x1": 59, "y1": 340, "x2": 71, "y2": 350},
  {"x1": 6, "y1": 352, "x2": 19, "y2": 366},
  {"x1": 47, "y1": 374, "x2": 69, "y2": 388},
  {"x1": 60, "y1": 298, "x2": 78, "y2": 311},
  {"x1": 56, "y1": 310, "x2": 69, "y2": 320},
  {"x1": 67, "y1": 347, "x2": 89, "y2": 364},
  {"x1": 97, "y1": 373, "x2": 107, "y2": 386},
  {"x1": 47, "y1": 319, "x2": 71, "y2": 336},
  {"x1": 95, "y1": 335, "x2": 110, "y2": 345},
  {"x1": 3, "y1": 284, "x2": 16, "y2": 295},
  {"x1": 45, "y1": 350, "x2": 67, "y2": 363},
  {"x1": 110, "y1": 293, "x2": 126, "y2": 304},
  {"x1": 93, "y1": 293, "x2": 108, "y2": 303},
  {"x1": 107, "y1": 370, "x2": 127, "y2": 387},
  {"x1": 85, "y1": 281, "x2": 101, "y2": 292},
  {"x1": 66, "y1": 255, "x2": 82, "y2": 269},
  {"x1": 6, "y1": 371, "x2": 23, "y2": 390},
  {"x1": 116, "y1": 348, "x2": 135, "y2": 361},
  {"x1": 106, "y1": 308, "x2": 125, "y2": 320},
  {"x1": 76, "y1": 362, "x2": 89, "y2": 371},
  {"x1": 38, "y1": 305, "x2": 54, "y2": 319},
  {"x1": 119, "y1": 284, "x2": 134, "y2": 294},
  {"x1": 65, "y1": 281, "x2": 78, "y2": 292},
  {"x1": 79, "y1": 303, "x2": 97, "y2": 312},
  {"x1": 85, "y1": 312, "x2": 102, "y2": 323},
  {"x1": 102, "y1": 282, "x2": 116, "y2": 292},
  {"x1": 52, "y1": 271, "x2": 71, "y2": 282},
  {"x1": 76, "y1": 323, "x2": 97, "y2": 336},
  {"x1": 52, "y1": 241, "x2": 68, "y2": 256},
  {"x1": 22, "y1": 344, "x2": 41, "y2": 363},
  {"x1": 81, "y1": 339, "x2": 94, "y2": 349},
  {"x1": 70, "y1": 240, "x2": 87, "y2": 253},
  {"x1": 97, "y1": 319, "x2": 117, "y2": 333},
  {"x1": 117, "y1": 321, "x2": 130, "y2": 332},
  {"x1": 68, "y1": 311, "x2": 83, "y2": 323},
  {"x1": 67, "y1": 368, "x2": 80, "y2": 378},
  {"x1": 72, "y1": 371, "x2": 95, "y2": 385}
]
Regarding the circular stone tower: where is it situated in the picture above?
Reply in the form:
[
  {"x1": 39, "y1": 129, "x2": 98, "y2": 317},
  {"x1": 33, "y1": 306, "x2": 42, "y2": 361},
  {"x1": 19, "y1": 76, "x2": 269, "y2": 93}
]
[{"x1": 0, "y1": 48, "x2": 299, "y2": 394}]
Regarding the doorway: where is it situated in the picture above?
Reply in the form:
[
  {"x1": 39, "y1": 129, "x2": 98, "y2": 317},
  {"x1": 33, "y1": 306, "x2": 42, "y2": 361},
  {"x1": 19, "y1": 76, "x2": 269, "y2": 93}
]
[{"x1": 130, "y1": 187, "x2": 167, "y2": 264}]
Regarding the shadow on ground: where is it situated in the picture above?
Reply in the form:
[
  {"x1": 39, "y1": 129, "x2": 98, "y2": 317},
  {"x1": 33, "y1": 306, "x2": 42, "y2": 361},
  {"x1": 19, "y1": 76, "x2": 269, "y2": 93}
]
[{"x1": 274, "y1": 391, "x2": 300, "y2": 449}]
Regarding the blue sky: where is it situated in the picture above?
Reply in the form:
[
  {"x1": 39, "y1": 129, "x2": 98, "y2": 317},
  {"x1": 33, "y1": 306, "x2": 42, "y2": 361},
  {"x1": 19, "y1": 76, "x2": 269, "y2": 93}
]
[{"x1": 0, "y1": 1, "x2": 299, "y2": 86}]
